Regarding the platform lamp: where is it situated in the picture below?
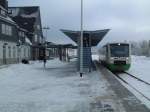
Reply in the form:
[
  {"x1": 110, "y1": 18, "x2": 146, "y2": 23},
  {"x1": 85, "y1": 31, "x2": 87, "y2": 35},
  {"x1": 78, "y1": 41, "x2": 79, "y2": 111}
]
[
  {"x1": 42, "y1": 26, "x2": 50, "y2": 58},
  {"x1": 42, "y1": 26, "x2": 50, "y2": 43},
  {"x1": 80, "y1": 0, "x2": 83, "y2": 77}
]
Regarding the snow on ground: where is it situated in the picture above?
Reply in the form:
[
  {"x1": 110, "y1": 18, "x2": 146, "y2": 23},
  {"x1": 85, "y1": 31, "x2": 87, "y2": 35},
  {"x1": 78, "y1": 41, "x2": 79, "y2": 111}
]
[
  {"x1": 0, "y1": 58, "x2": 110, "y2": 112},
  {"x1": 128, "y1": 56, "x2": 150, "y2": 83},
  {"x1": 121, "y1": 56, "x2": 150, "y2": 108}
]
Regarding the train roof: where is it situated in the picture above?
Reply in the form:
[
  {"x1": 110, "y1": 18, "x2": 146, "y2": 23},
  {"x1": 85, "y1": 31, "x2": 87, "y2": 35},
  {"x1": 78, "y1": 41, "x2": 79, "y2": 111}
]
[
  {"x1": 102, "y1": 42, "x2": 129, "y2": 48},
  {"x1": 107, "y1": 42, "x2": 129, "y2": 45}
]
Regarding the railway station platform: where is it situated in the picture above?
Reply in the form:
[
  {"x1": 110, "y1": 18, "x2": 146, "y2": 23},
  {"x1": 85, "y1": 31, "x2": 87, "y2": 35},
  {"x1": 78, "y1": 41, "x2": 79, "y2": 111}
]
[
  {"x1": 42, "y1": 59, "x2": 149, "y2": 112},
  {"x1": 0, "y1": 58, "x2": 149, "y2": 112}
]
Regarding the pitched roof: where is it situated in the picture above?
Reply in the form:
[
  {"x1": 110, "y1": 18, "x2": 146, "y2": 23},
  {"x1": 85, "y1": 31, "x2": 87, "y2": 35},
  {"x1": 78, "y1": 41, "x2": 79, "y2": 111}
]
[{"x1": 8, "y1": 6, "x2": 40, "y2": 32}]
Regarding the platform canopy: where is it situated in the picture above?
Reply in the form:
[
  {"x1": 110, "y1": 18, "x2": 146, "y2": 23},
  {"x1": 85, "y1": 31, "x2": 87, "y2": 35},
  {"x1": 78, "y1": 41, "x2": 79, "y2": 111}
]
[{"x1": 61, "y1": 29, "x2": 110, "y2": 46}]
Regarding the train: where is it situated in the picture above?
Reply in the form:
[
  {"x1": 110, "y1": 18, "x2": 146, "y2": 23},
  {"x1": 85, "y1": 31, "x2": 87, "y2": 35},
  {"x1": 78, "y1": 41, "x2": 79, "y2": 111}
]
[{"x1": 99, "y1": 43, "x2": 131, "y2": 71}]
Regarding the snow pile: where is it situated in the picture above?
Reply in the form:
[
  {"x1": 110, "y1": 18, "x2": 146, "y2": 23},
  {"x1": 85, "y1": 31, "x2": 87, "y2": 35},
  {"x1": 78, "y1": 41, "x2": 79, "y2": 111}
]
[{"x1": 129, "y1": 56, "x2": 150, "y2": 83}]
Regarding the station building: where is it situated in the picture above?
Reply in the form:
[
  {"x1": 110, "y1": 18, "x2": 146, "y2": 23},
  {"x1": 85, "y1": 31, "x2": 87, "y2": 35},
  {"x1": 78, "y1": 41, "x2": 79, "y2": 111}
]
[
  {"x1": 0, "y1": 0, "x2": 32, "y2": 65},
  {"x1": 0, "y1": 0, "x2": 45, "y2": 65},
  {"x1": 8, "y1": 6, "x2": 44, "y2": 60}
]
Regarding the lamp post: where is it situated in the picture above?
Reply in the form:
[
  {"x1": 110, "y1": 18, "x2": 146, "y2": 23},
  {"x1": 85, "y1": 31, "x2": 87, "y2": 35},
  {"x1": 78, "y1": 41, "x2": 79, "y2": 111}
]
[
  {"x1": 42, "y1": 26, "x2": 50, "y2": 60},
  {"x1": 43, "y1": 26, "x2": 50, "y2": 43},
  {"x1": 80, "y1": 0, "x2": 83, "y2": 77}
]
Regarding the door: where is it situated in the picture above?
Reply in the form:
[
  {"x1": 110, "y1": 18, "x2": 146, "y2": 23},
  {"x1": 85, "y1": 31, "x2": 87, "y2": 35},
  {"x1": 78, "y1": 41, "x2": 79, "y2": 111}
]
[{"x1": 3, "y1": 45, "x2": 6, "y2": 64}]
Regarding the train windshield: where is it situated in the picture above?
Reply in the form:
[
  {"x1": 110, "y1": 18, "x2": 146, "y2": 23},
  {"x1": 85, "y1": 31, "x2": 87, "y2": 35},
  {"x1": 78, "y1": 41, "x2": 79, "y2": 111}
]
[{"x1": 110, "y1": 44, "x2": 129, "y2": 57}]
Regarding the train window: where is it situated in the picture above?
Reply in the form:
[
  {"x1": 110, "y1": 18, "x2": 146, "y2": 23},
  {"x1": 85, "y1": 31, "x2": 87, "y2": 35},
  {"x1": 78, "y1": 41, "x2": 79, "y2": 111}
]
[{"x1": 110, "y1": 44, "x2": 129, "y2": 57}]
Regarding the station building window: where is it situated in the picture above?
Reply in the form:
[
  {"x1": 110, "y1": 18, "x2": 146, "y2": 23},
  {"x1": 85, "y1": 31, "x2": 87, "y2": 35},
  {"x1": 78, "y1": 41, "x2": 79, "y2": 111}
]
[
  {"x1": 8, "y1": 46, "x2": 11, "y2": 58},
  {"x1": 1, "y1": 24, "x2": 12, "y2": 36},
  {"x1": 19, "y1": 31, "x2": 25, "y2": 37},
  {"x1": 13, "y1": 46, "x2": 16, "y2": 58},
  {"x1": 19, "y1": 31, "x2": 26, "y2": 43},
  {"x1": 24, "y1": 48, "x2": 26, "y2": 57},
  {"x1": 0, "y1": 8, "x2": 7, "y2": 17},
  {"x1": 34, "y1": 35, "x2": 38, "y2": 42},
  {"x1": 2, "y1": 24, "x2": 6, "y2": 34},
  {"x1": 28, "y1": 48, "x2": 30, "y2": 57}
]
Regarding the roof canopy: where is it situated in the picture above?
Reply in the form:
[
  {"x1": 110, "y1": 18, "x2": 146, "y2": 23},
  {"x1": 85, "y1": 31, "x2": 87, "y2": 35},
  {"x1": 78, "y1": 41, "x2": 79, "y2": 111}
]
[{"x1": 61, "y1": 29, "x2": 110, "y2": 46}]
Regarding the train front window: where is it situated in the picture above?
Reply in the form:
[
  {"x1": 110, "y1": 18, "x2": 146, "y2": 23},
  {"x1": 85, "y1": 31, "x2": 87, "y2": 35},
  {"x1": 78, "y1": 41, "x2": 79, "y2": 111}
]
[{"x1": 110, "y1": 44, "x2": 129, "y2": 57}]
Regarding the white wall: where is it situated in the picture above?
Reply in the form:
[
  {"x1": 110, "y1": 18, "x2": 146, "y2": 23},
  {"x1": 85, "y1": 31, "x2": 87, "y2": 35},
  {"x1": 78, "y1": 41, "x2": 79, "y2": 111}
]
[{"x1": 0, "y1": 40, "x2": 31, "y2": 65}]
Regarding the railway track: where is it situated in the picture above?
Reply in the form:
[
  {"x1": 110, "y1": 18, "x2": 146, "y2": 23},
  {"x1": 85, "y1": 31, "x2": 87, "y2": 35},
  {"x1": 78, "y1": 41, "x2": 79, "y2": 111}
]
[
  {"x1": 123, "y1": 72, "x2": 150, "y2": 86},
  {"x1": 114, "y1": 72, "x2": 150, "y2": 102}
]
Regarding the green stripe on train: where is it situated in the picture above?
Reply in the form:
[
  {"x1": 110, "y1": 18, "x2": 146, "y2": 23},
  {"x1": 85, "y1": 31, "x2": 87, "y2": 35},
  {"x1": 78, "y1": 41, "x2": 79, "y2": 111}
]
[{"x1": 107, "y1": 64, "x2": 131, "y2": 71}]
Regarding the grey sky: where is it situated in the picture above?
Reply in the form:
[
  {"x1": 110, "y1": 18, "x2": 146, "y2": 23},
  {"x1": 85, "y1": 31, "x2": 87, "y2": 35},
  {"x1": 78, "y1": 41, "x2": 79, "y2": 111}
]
[{"x1": 9, "y1": 0, "x2": 150, "y2": 45}]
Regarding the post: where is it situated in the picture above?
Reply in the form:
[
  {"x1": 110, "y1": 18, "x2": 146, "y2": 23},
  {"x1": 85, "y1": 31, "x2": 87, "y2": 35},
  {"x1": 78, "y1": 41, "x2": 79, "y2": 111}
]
[
  {"x1": 42, "y1": 27, "x2": 50, "y2": 59},
  {"x1": 149, "y1": 40, "x2": 150, "y2": 57},
  {"x1": 80, "y1": 0, "x2": 83, "y2": 77}
]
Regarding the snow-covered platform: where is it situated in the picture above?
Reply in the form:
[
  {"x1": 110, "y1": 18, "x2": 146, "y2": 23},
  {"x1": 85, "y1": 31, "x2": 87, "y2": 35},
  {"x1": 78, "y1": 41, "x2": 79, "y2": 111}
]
[
  {"x1": 95, "y1": 61, "x2": 150, "y2": 112},
  {"x1": 0, "y1": 58, "x2": 149, "y2": 112}
]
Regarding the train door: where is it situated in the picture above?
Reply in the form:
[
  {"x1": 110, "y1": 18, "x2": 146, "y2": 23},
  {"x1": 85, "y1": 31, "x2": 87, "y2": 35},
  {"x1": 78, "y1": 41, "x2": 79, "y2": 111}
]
[{"x1": 3, "y1": 45, "x2": 6, "y2": 64}]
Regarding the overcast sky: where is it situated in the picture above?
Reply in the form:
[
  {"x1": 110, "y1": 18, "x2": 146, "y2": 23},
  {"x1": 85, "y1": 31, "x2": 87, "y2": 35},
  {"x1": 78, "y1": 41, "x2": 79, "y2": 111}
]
[{"x1": 9, "y1": 0, "x2": 150, "y2": 45}]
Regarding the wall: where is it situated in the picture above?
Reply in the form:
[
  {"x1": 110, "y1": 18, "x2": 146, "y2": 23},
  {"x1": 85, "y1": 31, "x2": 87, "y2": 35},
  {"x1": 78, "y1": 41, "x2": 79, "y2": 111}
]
[{"x1": 0, "y1": 40, "x2": 31, "y2": 65}]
